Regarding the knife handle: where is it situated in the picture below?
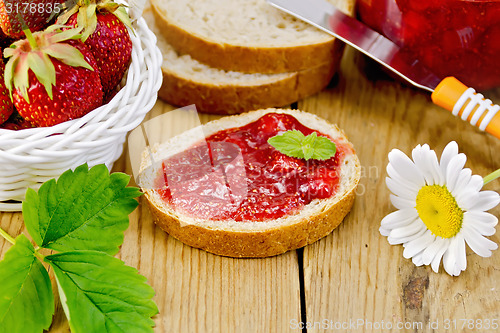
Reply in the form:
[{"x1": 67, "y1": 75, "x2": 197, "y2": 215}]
[{"x1": 431, "y1": 77, "x2": 500, "y2": 139}]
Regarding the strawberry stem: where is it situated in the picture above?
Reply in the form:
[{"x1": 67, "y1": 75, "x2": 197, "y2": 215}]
[
  {"x1": 14, "y1": 11, "x2": 38, "y2": 49},
  {"x1": 34, "y1": 247, "x2": 46, "y2": 260},
  {"x1": 0, "y1": 226, "x2": 15, "y2": 245},
  {"x1": 23, "y1": 28, "x2": 38, "y2": 49}
]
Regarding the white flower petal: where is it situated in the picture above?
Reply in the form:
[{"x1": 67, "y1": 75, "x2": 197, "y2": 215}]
[
  {"x1": 380, "y1": 227, "x2": 391, "y2": 237},
  {"x1": 443, "y1": 237, "x2": 461, "y2": 276},
  {"x1": 411, "y1": 145, "x2": 428, "y2": 180},
  {"x1": 411, "y1": 145, "x2": 429, "y2": 183},
  {"x1": 388, "y1": 224, "x2": 427, "y2": 245},
  {"x1": 387, "y1": 164, "x2": 420, "y2": 192},
  {"x1": 454, "y1": 174, "x2": 483, "y2": 206},
  {"x1": 388, "y1": 149, "x2": 425, "y2": 187},
  {"x1": 456, "y1": 234, "x2": 467, "y2": 273},
  {"x1": 389, "y1": 219, "x2": 426, "y2": 239},
  {"x1": 381, "y1": 209, "x2": 419, "y2": 230},
  {"x1": 427, "y1": 150, "x2": 444, "y2": 185},
  {"x1": 413, "y1": 144, "x2": 443, "y2": 185},
  {"x1": 411, "y1": 144, "x2": 422, "y2": 156},
  {"x1": 457, "y1": 193, "x2": 479, "y2": 211},
  {"x1": 403, "y1": 230, "x2": 435, "y2": 258},
  {"x1": 451, "y1": 168, "x2": 473, "y2": 197},
  {"x1": 422, "y1": 237, "x2": 446, "y2": 265},
  {"x1": 468, "y1": 190, "x2": 500, "y2": 211},
  {"x1": 463, "y1": 224, "x2": 499, "y2": 257},
  {"x1": 412, "y1": 251, "x2": 425, "y2": 266},
  {"x1": 439, "y1": 141, "x2": 459, "y2": 177},
  {"x1": 386, "y1": 177, "x2": 417, "y2": 200},
  {"x1": 445, "y1": 153, "x2": 467, "y2": 193},
  {"x1": 381, "y1": 209, "x2": 420, "y2": 238},
  {"x1": 431, "y1": 238, "x2": 450, "y2": 273},
  {"x1": 390, "y1": 194, "x2": 415, "y2": 210},
  {"x1": 463, "y1": 211, "x2": 498, "y2": 236}
]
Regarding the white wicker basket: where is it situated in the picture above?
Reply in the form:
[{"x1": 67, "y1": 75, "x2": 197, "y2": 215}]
[{"x1": 0, "y1": 17, "x2": 163, "y2": 211}]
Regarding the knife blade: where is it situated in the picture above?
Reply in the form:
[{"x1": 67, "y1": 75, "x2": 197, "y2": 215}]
[{"x1": 267, "y1": 0, "x2": 500, "y2": 139}]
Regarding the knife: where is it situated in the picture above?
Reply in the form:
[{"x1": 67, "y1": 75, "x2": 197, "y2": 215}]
[{"x1": 267, "y1": 0, "x2": 500, "y2": 139}]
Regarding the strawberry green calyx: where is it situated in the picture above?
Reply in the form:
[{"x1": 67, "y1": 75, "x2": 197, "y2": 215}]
[
  {"x1": 3, "y1": 26, "x2": 93, "y2": 103},
  {"x1": 57, "y1": 0, "x2": 133, "y2": 42}
]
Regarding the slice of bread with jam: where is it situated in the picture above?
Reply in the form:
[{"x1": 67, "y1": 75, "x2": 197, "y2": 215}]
[{"x1": 139, "y1": 108, "x2": 360, "y2": 257}]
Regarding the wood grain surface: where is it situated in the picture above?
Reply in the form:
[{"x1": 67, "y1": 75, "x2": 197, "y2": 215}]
[{"x1": 0, "y1": 46, "x2": 499, "y2": 333}]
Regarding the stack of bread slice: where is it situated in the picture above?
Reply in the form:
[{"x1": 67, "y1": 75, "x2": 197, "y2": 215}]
[{"x1": 146, "y1": 0, "x2": 354, "y2": 114}]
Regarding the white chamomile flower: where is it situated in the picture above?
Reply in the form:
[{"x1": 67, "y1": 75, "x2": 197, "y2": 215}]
[{"x1": 380, "y1": 141, "x2": 500, "y2": 276}]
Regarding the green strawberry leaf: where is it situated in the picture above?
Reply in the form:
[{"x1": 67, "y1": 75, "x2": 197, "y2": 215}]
[
  {"x1": 47, "y1": 26, "x2": 83, "y2": 43},
  {"x1": 43, "y1": 43, "x2": 93, "y2": 70},
  {"x1": 79, "y1": 4, "x2": 98, "y2": 42},
  {"x1": 0, "y1": 235, "x2": 54, "y2": 333},
  {"x1": 26, "y1": 52, "x2": 56, "y2": 99},
  {"x1": 46, "y1": 251, "x2": 158, "y2": 333},
  {"x1": 23, "y1": 164, "x2": 142, "y2": 255},
  {"x1": 112, "y1": 6, "x2": 134, "y2": 31},
  {"x1": 3, "y1": 49, "x2": 16, "y2": 96},
  {"x1": 12, "y1": 55, "x2": 30, "y2": 102},
  {"x1": 268, "y1": 130, "x2": 337, "y2": 160}
]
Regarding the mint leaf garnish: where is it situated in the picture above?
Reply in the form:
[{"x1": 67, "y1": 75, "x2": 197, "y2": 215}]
[
  {"x1": 0, "y1": 235, "x2": 54, "y2": 333},
  {"x1": 301, "y1": 131, "x2": 317, "y2": 160},
  {"x1": 46, "y1": 251, "x2": 158, "y2": 333},
  {"x1": 268, "y1": 130, "x2": 337, "y2": 160},
  {"x1": 310, "y1": 133, "x2": 338, "y2": 160},
  {"x1": 267, "y1": 130, "x2": 305, "y2": 159},
  {"x1": 23, "y1": 163, "x2": 142, "y2": 255}
]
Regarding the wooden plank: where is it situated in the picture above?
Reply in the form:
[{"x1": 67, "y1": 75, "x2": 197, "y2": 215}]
[
  {"x1": 302, "y1": 48, "x2": 500, "y2": 332},
  {"x1": 117, "y1": 200, "x2": 302, "y2": 333}
]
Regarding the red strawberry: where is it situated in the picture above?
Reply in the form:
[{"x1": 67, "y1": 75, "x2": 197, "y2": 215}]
[
  {"x1": 0, "y1": 0, "x2": 62, "y2": 38},
  {"x1": 58, "y1": 0, "x2": 132, "y2": 96},
  {"x1": 3, "y1": 25, "x2": 103, "y2": 127},
  {"x1": 0, "y1": 59, "x2": 13, "y2": 125},
  {"x1": 0, "y1": 112, "x2": 36, "y2": 130},
  {"x1": 0, "y1": 27, "x2": 10, "y2": 48}
]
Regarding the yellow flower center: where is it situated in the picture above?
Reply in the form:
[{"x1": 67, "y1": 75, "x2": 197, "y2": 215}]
[{"x1": 415, "y1": 185, "x2": 463, "y2": 238}]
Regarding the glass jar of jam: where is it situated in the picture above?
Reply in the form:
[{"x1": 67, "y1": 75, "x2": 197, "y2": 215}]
[{"x1": 356, "y1": 0, "x2": 500, "y2": 90}]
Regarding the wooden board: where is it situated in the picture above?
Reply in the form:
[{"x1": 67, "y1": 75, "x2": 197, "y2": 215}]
[{"x1": 0, "y1": 47, "x2": 499, "y2": 333}]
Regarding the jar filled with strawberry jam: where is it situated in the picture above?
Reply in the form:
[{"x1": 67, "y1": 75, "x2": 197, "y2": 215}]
[{"x1": 356, "y1": 0, "x2": 500, "y2": 90}]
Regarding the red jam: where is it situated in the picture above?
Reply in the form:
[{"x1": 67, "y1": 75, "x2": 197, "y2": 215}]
[
  {"x1": 154, "y1": 113, "x2": 350, "y2": 222},
  {"x1": 357, "y1": 0, "x2": 500, "y2": 90}
]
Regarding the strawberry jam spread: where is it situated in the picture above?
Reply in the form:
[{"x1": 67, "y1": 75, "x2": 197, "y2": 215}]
[{"x1": 155, "y1": 113, "x2": 350, "y2": 222}]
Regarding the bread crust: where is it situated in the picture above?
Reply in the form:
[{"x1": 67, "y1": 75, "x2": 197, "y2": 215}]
[
  {"x1": 145, "y1": 186, "x2": 356, "y2": 257},
  {"x1": 140, "y1": 109, "x2": 361, "y2": 258},
  {"x1": 158, "y1": 50, "x2": 343, "y2": 114},
  {"x1": 151, "y1": 1, "x2": 350, "y2": 74}
]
